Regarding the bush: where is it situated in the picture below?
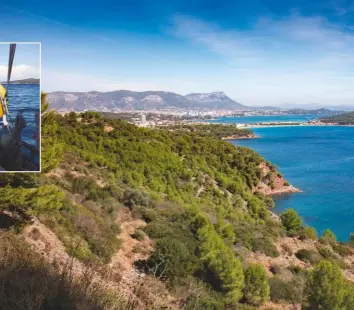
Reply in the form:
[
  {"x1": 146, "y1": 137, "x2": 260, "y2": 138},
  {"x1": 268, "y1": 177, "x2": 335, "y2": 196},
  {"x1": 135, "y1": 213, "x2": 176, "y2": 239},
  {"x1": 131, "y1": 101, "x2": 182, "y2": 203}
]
[
  {"x1": 123, "y1": 189, "x2": 151, "y2": 208},
  {"x1": 332, "y1": 243, "x2": 353, "y2": 257},
  {"x1": 269, "y1": 275, "x2": 304, "y2": 304},
  {"x1": 270, "y1": 264, "x2": 282, "y2": 275},
  {"x1": 280, "y1": 209, "x2": 302, "y2": 235},
  {"x1": 320, "y1": 229, "x2": 336, "y2": 245},
  {"x1": 287, "y1": 265, "x2": 304, "y2": 275},
  {"x1": 300, "y1": 226, "x2": 318, "y2": 240},
  {"x1": 131, "y1": 229, "x2": 145, "y2": 241},
  {"x1": 243, "y1": 264, "x2": 270, "y2": 306},
  {"x1": 295, "y1": 249, "x2": 321, "y2": 264},
  {"x1": 252, "y1": 237, "x2": 279, "y2": 258},
  {"x1": 141, "y1": 236, "x2": 198, "y2": 283},
  {"x1": 281, "y1": 243, "x2": 293, "y2": 256},
  {"x1": 304, "y1": 260, "x2": 344, "y2": 310},
  {"x1": 316, "y1": 245, "x2": 335, "y2": 259},
  {"x1": 0, "y1": 231, "x2": 129, "y2": 310}
]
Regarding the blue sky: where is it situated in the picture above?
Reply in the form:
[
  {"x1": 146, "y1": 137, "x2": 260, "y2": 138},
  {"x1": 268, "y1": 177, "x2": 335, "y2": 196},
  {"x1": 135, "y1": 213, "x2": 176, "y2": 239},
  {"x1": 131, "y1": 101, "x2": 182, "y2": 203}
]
[
  {"x1": 3, "y1": 0, "x2": 354, "y2": 106},
  {"x1": 0, "y1": 43, "x2": 39, "y2": 81}
]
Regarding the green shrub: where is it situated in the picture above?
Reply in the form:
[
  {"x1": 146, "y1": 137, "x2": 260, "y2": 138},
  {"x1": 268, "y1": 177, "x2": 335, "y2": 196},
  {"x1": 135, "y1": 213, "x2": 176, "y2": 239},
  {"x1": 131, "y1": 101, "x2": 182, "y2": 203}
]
[
  {"x1": 131, "y1": 229, "x2": 145, "y2": 241},
  {"x1": 243, "y1": 264, "x2": 270, "y2": 306},
  {"x1": 320, "y1": 229, "x2": 336, "y2": 245},
  {"x1": 316, "y1": 245, "x2": 335, "y2": 259},
  {"x1": 197, "y1": 223, "x2": 244, "y2": 303},
  {"x1": 141, "y1": 236, "x2": 198, "y2": 283},
  {"x1": 300, "y1": 226, "x2": 318, "y2": 240},
  {"x1": 295, "y1": 249, "x2": 321, "y2": 264},
  {"x1": 280, "y1": 209, "x2": 302, "y2": 235},
  {"x1": 270, "y1": 264, "x2": 282, "y2": 275},
  {"x1": 304, "y1": 260, "x2": 344, "y2": 310},
  {"x1": 252, "y1": 237, "x2": 279, "y2": 258},
  {"x1": 287, "y1": 265, "x2": 304, "y2": 275},
  {"x1": 332, "y1": 243, "x2": 353, "y2": 257},
  {"x1": 269, "y1": 275, "x2": 304, "y2": 304}
]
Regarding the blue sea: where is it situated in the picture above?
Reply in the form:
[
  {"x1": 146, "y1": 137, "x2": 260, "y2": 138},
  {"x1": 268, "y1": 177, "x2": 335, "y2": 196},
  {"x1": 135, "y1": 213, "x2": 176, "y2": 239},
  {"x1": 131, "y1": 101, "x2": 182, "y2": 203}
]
[
  {"x1": 213, "y1": 116, "x2": 354, "y2": 241},
  {"x1": 4, "y1": 84, "x2": 40, "y2": 168},
  {"x1": 6, "y1": 84, "x2": 40, "y2": 146}
]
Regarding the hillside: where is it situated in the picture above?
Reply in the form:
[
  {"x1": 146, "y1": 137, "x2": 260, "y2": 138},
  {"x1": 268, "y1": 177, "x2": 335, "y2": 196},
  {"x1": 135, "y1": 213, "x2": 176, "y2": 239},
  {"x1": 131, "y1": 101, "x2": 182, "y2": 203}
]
[
  {"x1": 2, "y1": 78, "x2": 40, "y2": 84},
  {"x1": 321, "y1": 111, "x2": 354, "y2": 124},
  {"x1": 47, "y1": 90, "x2": 248, "y2": 112},
  {"x1": 1, "y1": 94, "x2": 354, "y2": 309}
]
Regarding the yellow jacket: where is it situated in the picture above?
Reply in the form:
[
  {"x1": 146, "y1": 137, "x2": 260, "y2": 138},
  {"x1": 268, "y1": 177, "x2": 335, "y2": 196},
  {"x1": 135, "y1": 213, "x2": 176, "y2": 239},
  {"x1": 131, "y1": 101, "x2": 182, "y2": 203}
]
[{"x1": 0, "y1": 84, "x2": 6, "y2": 117}]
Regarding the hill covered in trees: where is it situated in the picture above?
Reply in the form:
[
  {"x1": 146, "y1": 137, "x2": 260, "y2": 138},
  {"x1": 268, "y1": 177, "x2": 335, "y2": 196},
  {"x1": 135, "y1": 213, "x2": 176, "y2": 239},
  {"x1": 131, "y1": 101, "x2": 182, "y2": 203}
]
[
  {"x1": 321, "y1": 112, "x2": 354, "y2": 125},
  {"x1": 1, "y1": 94, "x2": 354, "y2": 309}
]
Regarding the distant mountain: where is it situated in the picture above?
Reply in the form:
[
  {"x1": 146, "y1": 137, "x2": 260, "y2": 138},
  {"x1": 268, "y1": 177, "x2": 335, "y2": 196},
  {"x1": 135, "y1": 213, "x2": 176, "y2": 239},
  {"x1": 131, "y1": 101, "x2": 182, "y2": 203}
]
[
  {"x1": 185, "y1": 92, "x2": 247, "y2": 110},
  {"x1": 2, "y1": 78, "x2": 40, "y2": 84},
  {"x1": 47, "y1": 90, "x2": 248, "y2": 112},
  {"x1": 251, "y1": 106, "x2": 281, "y2": 111}
]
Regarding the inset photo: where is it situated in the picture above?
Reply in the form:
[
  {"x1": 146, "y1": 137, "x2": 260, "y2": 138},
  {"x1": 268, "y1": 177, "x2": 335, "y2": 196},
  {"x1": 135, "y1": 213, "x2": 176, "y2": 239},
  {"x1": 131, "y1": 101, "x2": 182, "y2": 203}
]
[{"x1": 0, "y1": 42, "x2": 40, "y2": 172}]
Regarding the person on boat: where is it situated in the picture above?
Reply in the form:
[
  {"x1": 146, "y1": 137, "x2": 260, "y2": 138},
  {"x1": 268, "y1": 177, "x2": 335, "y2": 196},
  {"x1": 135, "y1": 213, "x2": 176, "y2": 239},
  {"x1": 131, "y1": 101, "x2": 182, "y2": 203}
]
[{"x1": 0, "y1": 83, "x2": 27, "y2": 171}]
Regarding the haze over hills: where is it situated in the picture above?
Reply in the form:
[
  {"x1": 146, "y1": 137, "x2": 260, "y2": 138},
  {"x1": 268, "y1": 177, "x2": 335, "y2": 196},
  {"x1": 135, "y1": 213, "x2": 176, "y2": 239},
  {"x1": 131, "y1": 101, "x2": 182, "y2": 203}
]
[
  {"x1": 47, "y1": 89, "x2": 352, "y2": 114},
  {"x1": 2, "y1": 78, "x2": 40, "y2": 84},
  {"x1": 47, "y1": 90, "x2": 248, "y2": 112}
]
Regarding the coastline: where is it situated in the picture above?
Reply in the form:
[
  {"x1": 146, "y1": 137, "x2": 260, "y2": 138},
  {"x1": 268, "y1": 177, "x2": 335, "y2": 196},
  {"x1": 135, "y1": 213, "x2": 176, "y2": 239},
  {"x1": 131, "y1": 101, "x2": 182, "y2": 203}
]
[
  {"x1": 219, "y1": 122, "x2": 354, "y2": 129},
  {"x1": 222, "y1": 134, "x2": 258, "y2": 140},
  {"x1": 266, "y1": 185, "x2": 301, "y2": 196}
]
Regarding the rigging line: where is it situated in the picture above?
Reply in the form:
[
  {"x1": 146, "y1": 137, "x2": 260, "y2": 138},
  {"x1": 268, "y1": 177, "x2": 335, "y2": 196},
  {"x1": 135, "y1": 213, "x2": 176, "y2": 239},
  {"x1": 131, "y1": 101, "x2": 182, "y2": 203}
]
[{"x1": 6, "y1": 44, "x2": 16, "y2": 96}]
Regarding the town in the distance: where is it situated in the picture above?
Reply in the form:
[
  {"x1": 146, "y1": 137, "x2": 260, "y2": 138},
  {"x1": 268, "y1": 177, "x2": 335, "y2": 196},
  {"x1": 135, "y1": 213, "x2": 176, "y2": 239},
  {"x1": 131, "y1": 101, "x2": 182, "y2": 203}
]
[{"x1": 48, "y1": 89, "x2": 351, "y2": 128}]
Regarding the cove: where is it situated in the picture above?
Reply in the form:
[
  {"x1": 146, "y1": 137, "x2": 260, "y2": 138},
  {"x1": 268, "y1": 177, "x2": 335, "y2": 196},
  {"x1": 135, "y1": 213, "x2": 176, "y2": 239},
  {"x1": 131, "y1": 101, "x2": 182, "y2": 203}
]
[{"x1": 231, "y1": 125, "x2": 354, "y2": 241}]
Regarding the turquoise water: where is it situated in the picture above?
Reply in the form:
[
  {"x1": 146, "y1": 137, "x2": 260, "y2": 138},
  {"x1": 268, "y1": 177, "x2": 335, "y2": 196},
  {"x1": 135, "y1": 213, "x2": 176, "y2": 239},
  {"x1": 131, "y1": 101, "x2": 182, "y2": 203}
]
[
  {"x1": 227, "y1": 123, "x2": 354, "y2": 241},
  {"x1": 209, "y1": 114, "x2": 319, "y2": 124}
]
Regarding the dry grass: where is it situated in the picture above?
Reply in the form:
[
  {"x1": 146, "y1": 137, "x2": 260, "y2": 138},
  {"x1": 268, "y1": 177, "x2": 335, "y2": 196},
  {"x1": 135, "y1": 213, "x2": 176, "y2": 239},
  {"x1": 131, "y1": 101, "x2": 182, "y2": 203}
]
[{"x1": 0, "y1": 230, "x2": 159, "y2": 310}]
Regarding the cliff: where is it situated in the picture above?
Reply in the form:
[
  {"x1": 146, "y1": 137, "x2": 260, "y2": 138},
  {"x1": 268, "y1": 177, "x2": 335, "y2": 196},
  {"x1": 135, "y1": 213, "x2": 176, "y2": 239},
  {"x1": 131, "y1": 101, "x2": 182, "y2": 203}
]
[{"x1": 254, "y1": 162, "x2": 301, "y2": 195}]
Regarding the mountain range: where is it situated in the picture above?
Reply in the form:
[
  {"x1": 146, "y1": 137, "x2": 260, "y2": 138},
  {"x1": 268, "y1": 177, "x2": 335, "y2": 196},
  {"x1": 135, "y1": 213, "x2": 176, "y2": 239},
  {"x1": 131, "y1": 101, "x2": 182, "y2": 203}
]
[{"x1": 47, "y1": 90, "x2": 248, "y2": 112}]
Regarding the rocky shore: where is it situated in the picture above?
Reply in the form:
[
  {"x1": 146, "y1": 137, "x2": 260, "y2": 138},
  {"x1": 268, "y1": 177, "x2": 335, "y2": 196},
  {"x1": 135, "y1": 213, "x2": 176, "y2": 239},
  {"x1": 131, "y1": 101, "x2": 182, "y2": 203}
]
[
  {"x1": 254, "y1": 162, "x2": 301, "y2": 196},
  {"x1": 222, "y1": 133, "x2": 258, "y2": 140}
]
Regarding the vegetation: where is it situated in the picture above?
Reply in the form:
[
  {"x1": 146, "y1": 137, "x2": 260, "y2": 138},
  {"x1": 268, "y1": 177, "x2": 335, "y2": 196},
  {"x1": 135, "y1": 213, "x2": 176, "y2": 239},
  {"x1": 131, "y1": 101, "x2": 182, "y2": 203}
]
[
  {"x1": 243, "y1": 264, "x2": 270, "y2": 305},
  {"x1": 300, "y1": 226, "x2": 318, "y2": 240},
  {"x1": 304, "y1": 260, "x2": 348, "y2": 310},
  {"x1": 0, "y1": 231, "x2": 140, "y2": 310},
  {"x1": 1, "y1": 95, "x2": 354, "y2": 309},
  {"x1": 320, "y1": 229, "x2": 337, "y2": 245},
  {"x1": 280, "y1": 208, "x2": 302, "y2": 235},
  {"x1": 321, "y1": 112, "x2": 354, "y2": 125},
  {"x1": 161, "y1": 123, "x2": 254, "y2": 139}
]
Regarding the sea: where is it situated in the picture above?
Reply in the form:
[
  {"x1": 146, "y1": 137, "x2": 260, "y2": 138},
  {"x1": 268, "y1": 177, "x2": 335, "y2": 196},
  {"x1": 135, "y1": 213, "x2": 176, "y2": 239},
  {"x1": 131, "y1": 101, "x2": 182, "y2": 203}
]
[
  {"x1": 5, "y1": 84, "x2": 40, "y2": 146},
  {"x1": 4, "y1": 84, "x2": 40, "y2": 168},
  {"x1": 211, "y1": 115, "x2": 354, "y2": 241}
]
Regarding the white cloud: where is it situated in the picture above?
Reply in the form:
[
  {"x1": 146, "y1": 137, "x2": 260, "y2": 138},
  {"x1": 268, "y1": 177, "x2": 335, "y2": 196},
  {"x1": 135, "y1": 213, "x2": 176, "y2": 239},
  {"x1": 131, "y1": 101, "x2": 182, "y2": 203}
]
[
  {"x1": 0, "y1": 64, "x2": 39, "y2": 80},
  {"x1": 42, "y1": 71, "x2": 191, "y2": 93},
  {"x1": 169, "y1": 13, "x2": 354, "y2": 106}
]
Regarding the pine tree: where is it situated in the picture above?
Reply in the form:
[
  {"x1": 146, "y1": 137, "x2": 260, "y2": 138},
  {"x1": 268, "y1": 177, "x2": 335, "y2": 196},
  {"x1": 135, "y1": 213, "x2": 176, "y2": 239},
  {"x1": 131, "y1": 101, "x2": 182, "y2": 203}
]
[
  {"x1": 197, "y1": 224, "x2": 244, "y2": 304},
  {"x1": 320, "y1": 229, "x2": 337, "y2": 245},
  {"x1": 280, "y1": 208, "x2": 302, "y2": 234},
  {"x1": 304, "y1": 260, "x2": 344, "y2": 310},
  {"x1": 41, "y1": 92, "x2": 63, "y2": 172},
  {"x1": 243, "y1": 263, "x2": 270, "y2": 305}
]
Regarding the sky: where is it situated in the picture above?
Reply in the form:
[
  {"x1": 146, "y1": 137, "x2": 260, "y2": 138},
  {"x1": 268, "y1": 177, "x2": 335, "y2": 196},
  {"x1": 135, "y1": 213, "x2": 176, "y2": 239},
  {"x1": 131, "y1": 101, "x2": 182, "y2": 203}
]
[
  {"x1": 2, "y1": 0, "x2": 354, "y2": 107},
  {"x1": 0, "y1": 43, "x2": 40, "y2": 82}
]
